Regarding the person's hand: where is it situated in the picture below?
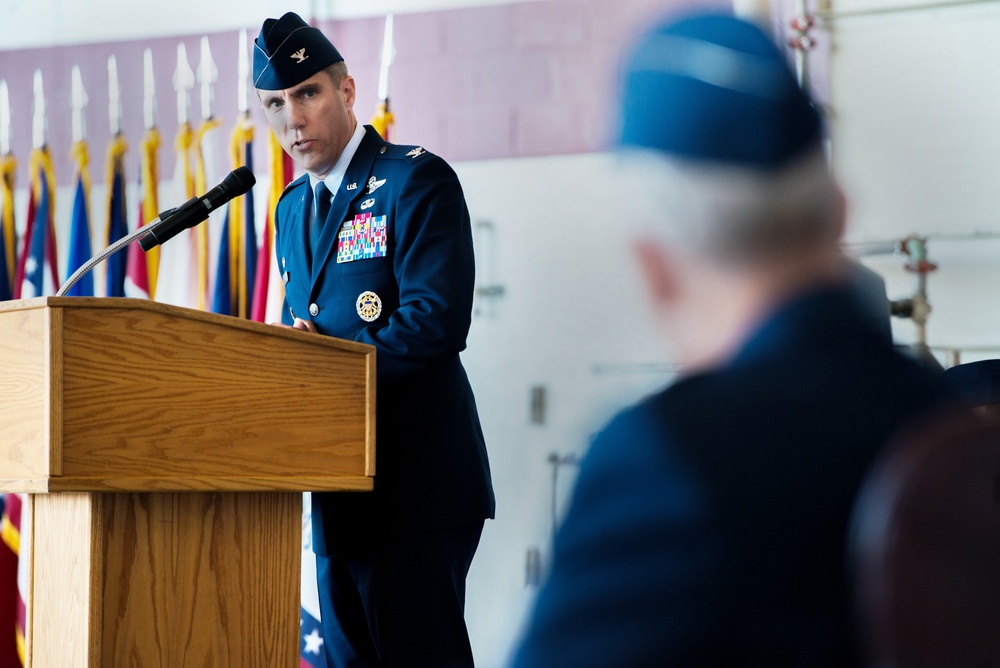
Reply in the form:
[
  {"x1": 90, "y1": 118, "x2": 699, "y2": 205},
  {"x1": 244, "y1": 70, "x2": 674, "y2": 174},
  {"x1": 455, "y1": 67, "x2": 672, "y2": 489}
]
[{"x1": 269, "y1": 318, "x2": 318, "y2": 333}]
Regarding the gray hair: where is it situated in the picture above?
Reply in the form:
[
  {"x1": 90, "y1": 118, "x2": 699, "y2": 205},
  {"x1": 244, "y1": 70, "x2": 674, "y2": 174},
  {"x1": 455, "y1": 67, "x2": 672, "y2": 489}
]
[{"x1": 621, "y1": 147, "x2": 841, "y2": 265}]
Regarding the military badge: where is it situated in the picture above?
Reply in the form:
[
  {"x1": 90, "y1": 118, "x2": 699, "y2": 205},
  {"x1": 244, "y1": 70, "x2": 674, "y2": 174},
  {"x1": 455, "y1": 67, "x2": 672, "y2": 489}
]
[
  {"x1": 337, "y1": 213, "x2": 389, "y2": 263},
  {"x1": 356, "y1": 291, "x2": 382, "y2": 322},
  {"x1": 406, "y1": 147, "x2": 426, "y2": 158},
  {"x1": 366, "y1": 176, "x2": 386, "y2": 194},
  {"x1": 361, "y1": 198, "x2": 375, "y2": 210}
]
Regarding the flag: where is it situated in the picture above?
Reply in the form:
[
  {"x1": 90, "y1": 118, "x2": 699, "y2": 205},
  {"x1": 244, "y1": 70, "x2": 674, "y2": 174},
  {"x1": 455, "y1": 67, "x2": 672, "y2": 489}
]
[
  {"x1": 154, "y1": 123, "x2": 198, "y2": 309},
  {"x1": 370, "y1": 100, "x2": 394, "y2": 142},
  {"x1": 104, "y1": 135, "x2": 129, "y2": 298},
  {"x1": 194, "y1": 118, "x2": 222, "y2": 310},
  {"x1": 124, "y1": 128, "x2": 161, "y2": 299},
  {"x1": 15, "y1": 147, "x2": 59, "y2": 298},
  {"x1": 212, "y1": 116, "x2": 256, "y2": 317},
  {"x1": 251, "y1": 130, "x2": 294, "y2": 322},
  {"x1": 64, "y1": 140, "x2": 93, "y2": 296},
  {"x1": 1, "y1": 493, "x2": 25, "y2": 667},
  {"x1": 0, "y1": 153, "x2": 16, "y2": 301},
  {"x1": 299, "y1": 494, "x2": 327, "y2": 668}
]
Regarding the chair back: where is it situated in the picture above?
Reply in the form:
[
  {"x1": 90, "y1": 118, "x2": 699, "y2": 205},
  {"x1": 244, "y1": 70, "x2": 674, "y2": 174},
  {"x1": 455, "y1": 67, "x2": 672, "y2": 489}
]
[{"x1": 850, "y1": 409, "x2": 1000, "y2": 667}]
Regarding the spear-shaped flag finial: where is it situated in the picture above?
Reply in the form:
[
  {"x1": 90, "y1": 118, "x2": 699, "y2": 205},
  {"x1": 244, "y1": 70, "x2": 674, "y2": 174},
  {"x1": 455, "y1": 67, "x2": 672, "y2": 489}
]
[
  {"x1": 32, "y1": 69, "x2": 47, "y2": 149},
  {"x1": 71, "y1": 65, "x2": 88, "y2": 144},
  {"x1": 0, "y1": 80, "x2": 11, "y2": 156},
  {"x1": 174, "y1": 42, "x2": 195, "y2": 126},
  {"x1": 198, "y1": 36, "x2": 218, "y2": 122},
  {"x1": 237, "y1": 29, "x2": 250, "y2": 117},
  {"x1": 143, "y1": 49, "x2": 157, "y2": 131}
]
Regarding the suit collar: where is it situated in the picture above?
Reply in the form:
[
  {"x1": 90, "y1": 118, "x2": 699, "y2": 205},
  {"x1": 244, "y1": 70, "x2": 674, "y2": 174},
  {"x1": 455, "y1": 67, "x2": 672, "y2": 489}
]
[{"x1": 282, "y1": 173, "x2": 311, "y2": 279}]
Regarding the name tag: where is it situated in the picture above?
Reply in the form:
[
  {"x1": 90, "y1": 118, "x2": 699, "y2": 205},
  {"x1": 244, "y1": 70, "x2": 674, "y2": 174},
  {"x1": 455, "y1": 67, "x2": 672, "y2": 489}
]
[{"x1": 337, "y1": 213, "x2": 388, "y2": 263}]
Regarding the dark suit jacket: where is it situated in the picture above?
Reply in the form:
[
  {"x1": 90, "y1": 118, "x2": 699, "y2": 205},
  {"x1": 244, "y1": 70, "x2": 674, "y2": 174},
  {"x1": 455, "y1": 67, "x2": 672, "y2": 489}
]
[
  {"x1": 275, "y1": 127, "x2": 495, "y2": 555},
  {"x1": 512, "y1": 286, "x2": 953, "y2": 667}
]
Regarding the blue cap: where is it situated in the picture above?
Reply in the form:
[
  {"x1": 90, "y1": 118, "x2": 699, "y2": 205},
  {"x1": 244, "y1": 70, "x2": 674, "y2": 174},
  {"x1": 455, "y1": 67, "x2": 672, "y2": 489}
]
[
  {"x1": 254, "y1": 12, "x2": 344, "y2": 90},
  {"x1": 619, "y1": 12, "x2": 822, "y2": 169},
  {"x1": 943, "y1": 360, "x2": 1000, "y2": 407}
]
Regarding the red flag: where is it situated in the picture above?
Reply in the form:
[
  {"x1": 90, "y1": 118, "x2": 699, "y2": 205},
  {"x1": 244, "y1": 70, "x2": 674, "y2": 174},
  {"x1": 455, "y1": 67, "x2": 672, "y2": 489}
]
[
  {"x1": 15, "y1": 148, "x2": 59, "y2": 298},
  {"x1": 1, "y1": 494, "x2": 25, "y2": 666},
  {"x1": 125, "y1": 128, "x2": 161, "y2": 299}
]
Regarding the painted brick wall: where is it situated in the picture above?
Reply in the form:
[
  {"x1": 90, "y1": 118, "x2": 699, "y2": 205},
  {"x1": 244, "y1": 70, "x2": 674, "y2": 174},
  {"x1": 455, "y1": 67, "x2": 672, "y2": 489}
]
[{"x1": 0, "y1": 0, "x2": 719, "y2": 188}]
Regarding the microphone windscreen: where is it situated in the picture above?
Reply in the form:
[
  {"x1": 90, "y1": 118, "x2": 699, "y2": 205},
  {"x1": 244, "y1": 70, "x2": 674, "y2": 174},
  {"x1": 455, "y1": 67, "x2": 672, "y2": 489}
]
[{"x1": 223, "y1": 166, "x2": 256, "y2": 197}]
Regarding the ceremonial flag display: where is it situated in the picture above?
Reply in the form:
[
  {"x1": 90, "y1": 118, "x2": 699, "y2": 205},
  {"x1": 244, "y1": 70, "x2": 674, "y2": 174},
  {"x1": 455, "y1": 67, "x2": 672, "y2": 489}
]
[
  {"x1": 125, "y1": 128, "x2": 161, "y2": 299},
  {"x1": 212, "y1": 115, "x2": 256, "y2": 317},
  {"x1": 104, "y1": 135, "x2": 129, "y2": 297},
  {"x1": 15, "y1": 147, "x2": 59, "y2": 298},
  {"x1": 251, "y1": 129, "x2": 294, "y2": 322},
  {"x1": 0, "y1": 153, "x2": 15, "y2": 301},
  {"x1": 64, "y1": 140, "x2": 94, "y2": 296}
]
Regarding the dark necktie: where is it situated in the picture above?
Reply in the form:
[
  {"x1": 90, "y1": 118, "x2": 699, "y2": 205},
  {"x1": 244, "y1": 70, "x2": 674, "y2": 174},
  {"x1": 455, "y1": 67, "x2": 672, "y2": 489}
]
[{"x1": 312, "y1": 181, "x2": 331, "y2": 250}]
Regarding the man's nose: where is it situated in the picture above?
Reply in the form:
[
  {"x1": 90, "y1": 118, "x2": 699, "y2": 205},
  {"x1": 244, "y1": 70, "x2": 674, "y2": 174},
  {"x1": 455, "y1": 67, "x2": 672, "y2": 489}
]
[{"x1": 286, "y1": 100, "x2": 305, "y2": 129}]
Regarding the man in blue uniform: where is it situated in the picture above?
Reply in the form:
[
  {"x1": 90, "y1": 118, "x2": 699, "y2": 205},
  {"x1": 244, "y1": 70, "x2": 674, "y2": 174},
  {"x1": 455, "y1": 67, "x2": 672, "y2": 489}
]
[
  {"x1": 510, "y1": 12, "x2": 953, "y2": 667},
  {"x1": 254, "y1": 12, "x2": 494, "y2": 667}
]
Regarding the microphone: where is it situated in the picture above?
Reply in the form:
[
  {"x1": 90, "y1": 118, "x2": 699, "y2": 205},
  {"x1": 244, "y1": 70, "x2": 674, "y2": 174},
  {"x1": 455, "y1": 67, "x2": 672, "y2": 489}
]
[
  {"x1": 56, "y1": 166, "x2": 256, "y2": 297},
  {"x1": 139, "y1": 166, "x2": 256, "y2": 251}
]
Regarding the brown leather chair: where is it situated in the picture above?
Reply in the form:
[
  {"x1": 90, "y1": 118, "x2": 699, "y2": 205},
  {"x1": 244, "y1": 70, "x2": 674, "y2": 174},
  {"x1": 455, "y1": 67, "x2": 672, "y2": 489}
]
[{"x1": 850, "y1": 409, "x2": 1000, "y2": 667}]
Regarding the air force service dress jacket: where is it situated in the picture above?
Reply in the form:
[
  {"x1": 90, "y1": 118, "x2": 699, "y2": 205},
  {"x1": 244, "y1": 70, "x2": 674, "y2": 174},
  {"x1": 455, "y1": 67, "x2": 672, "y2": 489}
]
[
  {"x1": 274, "y1": 126, "x2": 495, "y2": 555},
  {"x1": 511, "y1": 286, "x2": 954, "y2": 667}
]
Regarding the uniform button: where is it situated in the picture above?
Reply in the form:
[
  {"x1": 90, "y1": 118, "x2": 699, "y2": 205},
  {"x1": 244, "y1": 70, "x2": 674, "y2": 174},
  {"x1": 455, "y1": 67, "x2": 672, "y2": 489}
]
[
  {"x1": 379, "y1": 146, "x2": 387, "y2": 154},
  {"x1": 309, "y1": 303, "x2": 320, "y2": 317}
]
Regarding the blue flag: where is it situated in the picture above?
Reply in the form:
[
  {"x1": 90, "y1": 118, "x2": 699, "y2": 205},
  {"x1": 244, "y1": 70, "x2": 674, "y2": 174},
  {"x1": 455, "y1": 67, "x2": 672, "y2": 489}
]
[
  {"x1": 65, "y1": 162, "x2": 94, "y2": 296},
  {"x1": 105, "y1": 153, "x2": 128, "y2": 297}
]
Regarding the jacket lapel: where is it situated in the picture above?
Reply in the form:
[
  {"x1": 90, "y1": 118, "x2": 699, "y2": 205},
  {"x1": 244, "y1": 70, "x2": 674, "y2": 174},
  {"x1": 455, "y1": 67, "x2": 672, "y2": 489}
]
[
  {"x1": 282, "y1": 174, "x2": 311, "y2": 280},
  {"x1": 310, "y1": 128, "x2": 385, "y2": 287}
]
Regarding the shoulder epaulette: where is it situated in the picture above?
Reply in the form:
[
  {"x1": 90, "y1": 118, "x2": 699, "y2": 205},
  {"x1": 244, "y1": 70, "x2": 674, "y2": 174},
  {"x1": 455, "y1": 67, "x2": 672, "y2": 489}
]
[
  {"x1": 276, "y1": 173, "x2": 308, "y2": 204},
  {"x1": 377, "y1": 141, "x2": 433, "y2": 162}
]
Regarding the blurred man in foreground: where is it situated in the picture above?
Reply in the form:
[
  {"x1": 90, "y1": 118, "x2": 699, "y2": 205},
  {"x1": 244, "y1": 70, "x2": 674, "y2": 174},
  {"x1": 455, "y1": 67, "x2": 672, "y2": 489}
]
[{"x1": 511, "y1": 12, "x2": 952, "y2": 667}]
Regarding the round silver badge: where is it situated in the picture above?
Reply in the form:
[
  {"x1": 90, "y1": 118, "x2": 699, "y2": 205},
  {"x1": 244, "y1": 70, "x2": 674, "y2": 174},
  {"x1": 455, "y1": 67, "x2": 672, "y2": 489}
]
[{"x1": 356, "y1": 291, "x2": 382, "y2": 322}]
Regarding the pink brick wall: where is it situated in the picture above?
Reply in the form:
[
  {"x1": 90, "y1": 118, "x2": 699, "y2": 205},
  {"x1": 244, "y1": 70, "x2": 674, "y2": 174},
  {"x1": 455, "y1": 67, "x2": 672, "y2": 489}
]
[{"x1": 0, "y1": 0, "x2": 774, "y2": 189}]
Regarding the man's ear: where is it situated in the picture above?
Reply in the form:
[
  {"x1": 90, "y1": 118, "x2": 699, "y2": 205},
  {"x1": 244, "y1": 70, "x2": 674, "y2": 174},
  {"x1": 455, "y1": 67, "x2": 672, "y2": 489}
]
[
  {"x1": 342, "y1": 75, "x2": 357, "y2": 108},
  {"x1": 633, "y1": 238, "x2": 679, "y2": 304}
]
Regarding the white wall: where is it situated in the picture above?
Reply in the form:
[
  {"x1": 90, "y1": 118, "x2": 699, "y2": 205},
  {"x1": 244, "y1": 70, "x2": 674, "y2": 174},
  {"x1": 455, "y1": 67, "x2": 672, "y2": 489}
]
[
  {"x1": 827, "y1": 0, "x2": 1000, "y2": 361},
  {"x1": 456, "y1": 153, "x2": 674, "y2": 663}
]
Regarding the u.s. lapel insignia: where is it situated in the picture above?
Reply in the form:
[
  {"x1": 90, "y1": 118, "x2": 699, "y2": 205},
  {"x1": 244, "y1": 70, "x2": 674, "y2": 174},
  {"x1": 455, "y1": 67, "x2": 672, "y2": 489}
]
[
  {"x1": 366, "y1": 176, "x2": 386, "y2": 194},
  {"x1": 356, "y1": 291, "x2": 382, "y2": 322},
  {"x1": 346, "y1": 182, "x2": 358, "y2": 191},
  {"x1": 361, "y1": 198, "x2": 375, "y2": 210},
  {"x1": 406, "y1": 147, "x2": 426, "y2": 158}
]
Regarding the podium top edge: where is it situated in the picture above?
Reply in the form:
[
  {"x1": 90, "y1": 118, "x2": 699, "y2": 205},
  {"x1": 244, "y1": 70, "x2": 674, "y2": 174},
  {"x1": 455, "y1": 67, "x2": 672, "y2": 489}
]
[{"x1": 0, "y1": 297, "x2": 375, "y2": 356}]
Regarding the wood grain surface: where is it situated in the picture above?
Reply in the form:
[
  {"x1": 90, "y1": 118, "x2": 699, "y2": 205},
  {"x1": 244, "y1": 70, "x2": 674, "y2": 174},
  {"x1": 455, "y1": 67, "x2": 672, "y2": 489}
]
[
  {"x1": 28, "y1": 491, "x2": 302, "y2": 667},
  {"x1": 1, "y1": 298, "x2": 376, "y2": 492}
]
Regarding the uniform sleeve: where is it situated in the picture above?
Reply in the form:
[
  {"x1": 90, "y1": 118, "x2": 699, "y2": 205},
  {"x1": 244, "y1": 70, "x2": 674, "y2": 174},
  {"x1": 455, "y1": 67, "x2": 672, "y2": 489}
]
[
  {"x1": 510, "y1": 410, "x2": 723, "y2": 667},
  {"x1": 352, "y1": 155, "x2": 475, "y2": 382}
]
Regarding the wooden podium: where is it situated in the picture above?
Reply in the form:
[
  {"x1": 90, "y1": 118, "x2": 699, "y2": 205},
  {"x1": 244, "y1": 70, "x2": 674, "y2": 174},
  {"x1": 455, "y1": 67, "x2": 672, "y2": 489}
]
[{"x1": 0, "y1": 297, "x2": 376, "y2": 667}]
